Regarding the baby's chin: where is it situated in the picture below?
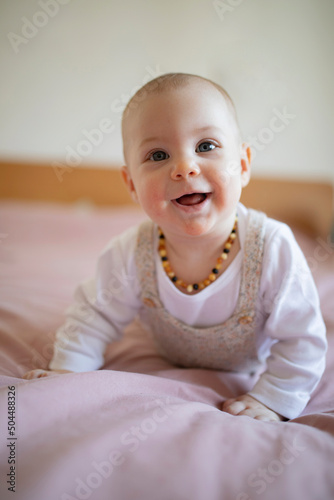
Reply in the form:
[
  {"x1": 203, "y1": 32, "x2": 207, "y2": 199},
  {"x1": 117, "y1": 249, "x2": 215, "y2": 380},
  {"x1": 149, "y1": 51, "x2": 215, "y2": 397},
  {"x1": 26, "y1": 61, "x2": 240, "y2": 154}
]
[{"x1": 161, "y1": 217, "x2": 223, "y2": 239}]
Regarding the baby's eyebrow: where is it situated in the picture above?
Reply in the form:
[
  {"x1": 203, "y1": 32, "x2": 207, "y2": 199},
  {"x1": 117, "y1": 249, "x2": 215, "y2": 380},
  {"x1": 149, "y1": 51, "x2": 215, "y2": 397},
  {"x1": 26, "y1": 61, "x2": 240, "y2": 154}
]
[
  {"x1": 193, "y1": 125, "x2": 222, "y2": 134},
  {"x1": 139, "y1": 136, "x2": 160, "y2": 148}
]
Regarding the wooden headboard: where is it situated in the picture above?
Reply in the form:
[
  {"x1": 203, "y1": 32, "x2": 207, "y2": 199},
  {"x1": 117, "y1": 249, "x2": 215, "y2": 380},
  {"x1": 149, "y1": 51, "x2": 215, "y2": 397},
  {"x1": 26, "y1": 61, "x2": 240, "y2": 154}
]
[{"x1": 1, "y1": 160, "x2": 333, "y2": 239}]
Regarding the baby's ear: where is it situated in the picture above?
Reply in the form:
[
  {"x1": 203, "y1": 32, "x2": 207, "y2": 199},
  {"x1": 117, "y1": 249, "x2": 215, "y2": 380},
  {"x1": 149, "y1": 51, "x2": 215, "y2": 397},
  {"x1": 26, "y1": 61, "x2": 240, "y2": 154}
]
[
  {"x1": 240, "y1": 143, "x2": 251, "y2": 188},
  {"x1": 121, "y1": 166, "x2": 139, "y2": 203}
]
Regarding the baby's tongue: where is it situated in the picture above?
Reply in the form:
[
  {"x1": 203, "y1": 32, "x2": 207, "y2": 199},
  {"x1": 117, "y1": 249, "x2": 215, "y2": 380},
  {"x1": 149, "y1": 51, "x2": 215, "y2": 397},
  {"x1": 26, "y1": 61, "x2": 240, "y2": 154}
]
[{"x1": 176, "y1": 193, "x2": 206, "y2": 206}]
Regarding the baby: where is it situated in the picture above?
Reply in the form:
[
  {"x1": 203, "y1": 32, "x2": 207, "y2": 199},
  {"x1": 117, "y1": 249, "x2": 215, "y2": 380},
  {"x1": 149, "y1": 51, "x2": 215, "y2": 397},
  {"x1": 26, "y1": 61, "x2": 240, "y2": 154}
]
[{"x1": 24, "y1": 73, "x2": 327, "y2": 422}]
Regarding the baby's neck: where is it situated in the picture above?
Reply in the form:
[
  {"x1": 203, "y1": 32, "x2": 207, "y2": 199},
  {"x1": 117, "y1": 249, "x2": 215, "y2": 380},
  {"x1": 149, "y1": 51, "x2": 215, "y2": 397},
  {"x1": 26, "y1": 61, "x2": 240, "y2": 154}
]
[{"x1": 159, "y1": 218, "x2": 240, "y2": 293}]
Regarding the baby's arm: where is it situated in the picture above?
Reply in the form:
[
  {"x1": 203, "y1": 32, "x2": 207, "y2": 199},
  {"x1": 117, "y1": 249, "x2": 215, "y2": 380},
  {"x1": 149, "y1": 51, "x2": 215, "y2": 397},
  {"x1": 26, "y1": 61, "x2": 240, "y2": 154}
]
[
  {"x1": 22, "y1": 227, "x2": 141, "y2": 378},
  {"x1": 222, "y1": 224, "x2": 327, "y2": 421}
]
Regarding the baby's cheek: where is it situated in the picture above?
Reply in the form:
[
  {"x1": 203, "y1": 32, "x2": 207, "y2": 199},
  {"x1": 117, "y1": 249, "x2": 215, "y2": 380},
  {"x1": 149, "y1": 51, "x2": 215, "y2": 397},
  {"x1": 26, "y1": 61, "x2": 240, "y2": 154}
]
[{"x1": 138, "y1": 185, "x2": 165, "y2": 216}]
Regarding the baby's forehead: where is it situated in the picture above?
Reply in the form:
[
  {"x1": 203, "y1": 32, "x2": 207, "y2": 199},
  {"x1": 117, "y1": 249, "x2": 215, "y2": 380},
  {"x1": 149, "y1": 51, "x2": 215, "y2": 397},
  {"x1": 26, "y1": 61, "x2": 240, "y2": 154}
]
[{"x1": 122, "y1": 79, "x2": 233, "y2": 130}]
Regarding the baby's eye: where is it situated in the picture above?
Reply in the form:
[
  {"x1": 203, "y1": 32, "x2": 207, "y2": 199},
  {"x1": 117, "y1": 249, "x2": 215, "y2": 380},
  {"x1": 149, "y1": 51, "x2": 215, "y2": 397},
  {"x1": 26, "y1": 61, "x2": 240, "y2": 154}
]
[
  {"x1": 149, "y1": 151, "x2": 169, "y2": 161},
  {"x1": 196, "y1": 142, "x2": 216, "y2": 153}
]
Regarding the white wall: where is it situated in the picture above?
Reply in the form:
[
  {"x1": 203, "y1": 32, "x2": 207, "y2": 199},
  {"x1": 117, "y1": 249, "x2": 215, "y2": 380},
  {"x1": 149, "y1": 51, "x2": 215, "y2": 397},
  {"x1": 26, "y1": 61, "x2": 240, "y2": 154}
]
[{"x1": 1, "y1": 0, "x2": 333, "y2": 182}]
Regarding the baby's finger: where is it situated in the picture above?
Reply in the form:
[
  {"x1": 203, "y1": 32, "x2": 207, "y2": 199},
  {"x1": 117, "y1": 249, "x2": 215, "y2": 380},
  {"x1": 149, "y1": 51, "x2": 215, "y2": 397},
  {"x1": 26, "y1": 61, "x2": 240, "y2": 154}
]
[
  {"x1": 223, "y1": 400, "x2": 247, "y2": 415},
  {"x1": 222, "y1": 398, "x2": 239, "y2": 410},
  {"x1": 254, "y1": 413, "x2": 281, "y2": 422},
  {"x1": 23, "y1": 369, "x2": 49, "y2": 380}
]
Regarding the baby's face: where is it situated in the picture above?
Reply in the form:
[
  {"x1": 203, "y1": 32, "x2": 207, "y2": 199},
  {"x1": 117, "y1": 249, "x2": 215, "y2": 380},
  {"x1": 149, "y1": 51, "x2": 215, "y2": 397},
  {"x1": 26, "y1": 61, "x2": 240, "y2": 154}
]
[{"x1": 122, "y1": 81, "x2": 251, "y2": 238}]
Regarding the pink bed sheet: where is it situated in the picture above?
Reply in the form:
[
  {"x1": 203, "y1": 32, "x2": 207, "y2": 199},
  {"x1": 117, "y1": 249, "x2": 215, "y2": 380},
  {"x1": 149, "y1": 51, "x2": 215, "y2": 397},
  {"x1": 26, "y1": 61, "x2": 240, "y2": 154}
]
[{"x1": 0, "y1": 200, "x2": 334, "y2": 500}]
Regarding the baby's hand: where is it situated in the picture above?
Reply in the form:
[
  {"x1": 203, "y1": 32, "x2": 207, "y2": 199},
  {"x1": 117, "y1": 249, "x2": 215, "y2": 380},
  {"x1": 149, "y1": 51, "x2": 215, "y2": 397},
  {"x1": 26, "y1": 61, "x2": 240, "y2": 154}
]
[
  {"x1": 23, "y1": 369, "x2": 73, "y2": 380},
  {"x1": 222, "y1": 394, "x2": 283, "y2": 422}
]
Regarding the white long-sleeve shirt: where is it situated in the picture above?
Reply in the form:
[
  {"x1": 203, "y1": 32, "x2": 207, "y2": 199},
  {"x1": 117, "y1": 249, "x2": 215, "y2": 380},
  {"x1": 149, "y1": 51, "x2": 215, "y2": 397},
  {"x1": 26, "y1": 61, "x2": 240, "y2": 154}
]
[{"x1": 50, "y1": 203, "x2": 327, "y2": 419}]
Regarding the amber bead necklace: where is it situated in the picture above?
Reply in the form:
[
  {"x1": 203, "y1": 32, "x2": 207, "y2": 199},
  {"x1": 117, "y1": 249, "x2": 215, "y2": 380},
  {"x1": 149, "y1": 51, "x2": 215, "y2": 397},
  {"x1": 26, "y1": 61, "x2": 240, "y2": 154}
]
[{"x1": 158, "y1": 215, "x2": 238, "y2": 293}]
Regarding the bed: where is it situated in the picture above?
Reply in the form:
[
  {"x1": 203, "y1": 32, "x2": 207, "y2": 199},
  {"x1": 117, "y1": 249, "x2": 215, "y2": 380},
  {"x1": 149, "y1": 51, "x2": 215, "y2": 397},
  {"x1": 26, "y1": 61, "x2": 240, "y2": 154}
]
[{"x1": 0, "y1": 162, "x2": 334, "y2": 500}]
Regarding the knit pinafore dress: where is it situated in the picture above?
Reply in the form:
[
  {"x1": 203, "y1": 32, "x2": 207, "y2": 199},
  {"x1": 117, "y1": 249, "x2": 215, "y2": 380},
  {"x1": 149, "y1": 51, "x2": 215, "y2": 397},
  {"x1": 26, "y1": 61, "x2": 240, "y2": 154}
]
[{"x1": 135, "y1": 209, "x2": 266, "y2": 372}]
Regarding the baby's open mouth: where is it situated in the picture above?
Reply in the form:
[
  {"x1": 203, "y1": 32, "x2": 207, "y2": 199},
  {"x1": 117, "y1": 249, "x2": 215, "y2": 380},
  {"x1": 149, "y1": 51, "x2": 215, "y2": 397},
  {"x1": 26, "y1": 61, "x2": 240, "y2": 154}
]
[{"x1": 175, "y1": 193, "x2": 209, "y2": 206}]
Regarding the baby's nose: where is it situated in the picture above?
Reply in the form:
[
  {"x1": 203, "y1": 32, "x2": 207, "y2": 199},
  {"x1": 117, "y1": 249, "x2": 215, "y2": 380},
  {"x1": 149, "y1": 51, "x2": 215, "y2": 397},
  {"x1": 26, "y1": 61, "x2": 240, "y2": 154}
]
[{"x1": 170, "y1": 160, "x2": 200, "y2": 180}]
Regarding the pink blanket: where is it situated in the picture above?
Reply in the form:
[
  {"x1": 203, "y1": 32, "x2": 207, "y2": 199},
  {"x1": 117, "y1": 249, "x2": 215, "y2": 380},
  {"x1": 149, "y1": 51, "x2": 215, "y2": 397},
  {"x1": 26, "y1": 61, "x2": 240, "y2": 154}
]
[{"x1": 1, "y1": 201, "x2": 334, "y2": 500}]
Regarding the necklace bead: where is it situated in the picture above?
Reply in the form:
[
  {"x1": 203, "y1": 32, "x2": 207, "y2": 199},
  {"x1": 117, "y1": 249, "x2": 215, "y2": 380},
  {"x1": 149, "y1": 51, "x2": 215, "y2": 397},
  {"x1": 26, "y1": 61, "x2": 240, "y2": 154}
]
[{"x1": 158, "y1": 216, "x2": 238, "y2": 293}]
